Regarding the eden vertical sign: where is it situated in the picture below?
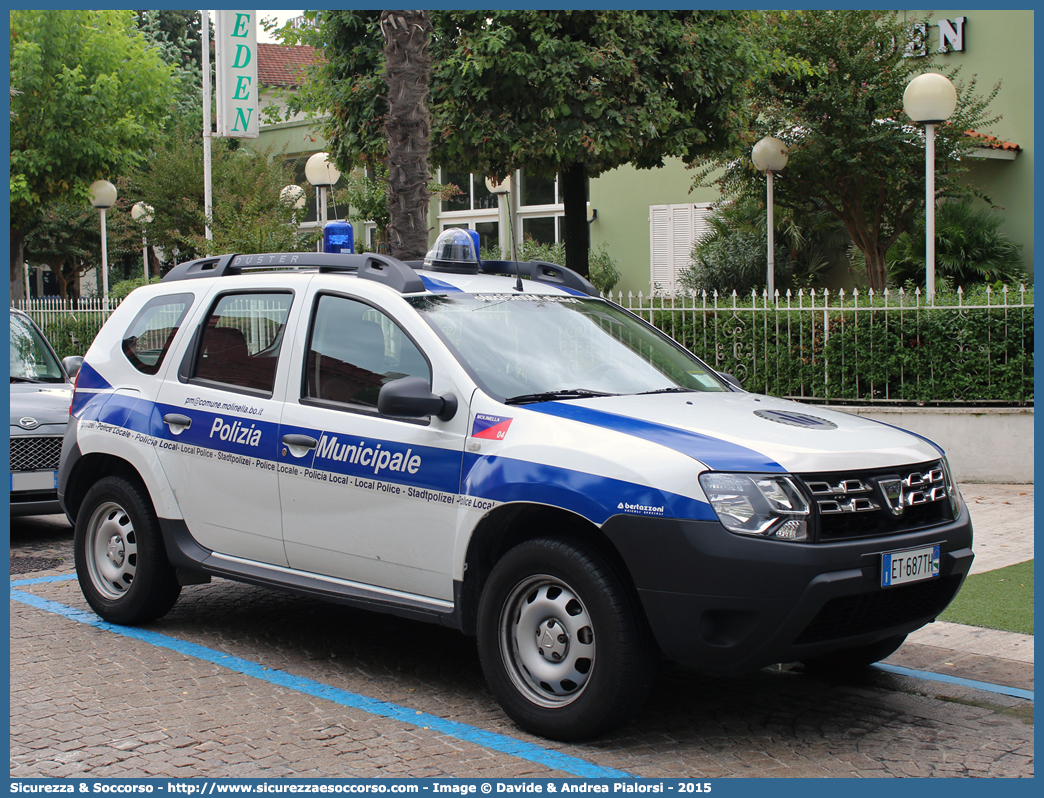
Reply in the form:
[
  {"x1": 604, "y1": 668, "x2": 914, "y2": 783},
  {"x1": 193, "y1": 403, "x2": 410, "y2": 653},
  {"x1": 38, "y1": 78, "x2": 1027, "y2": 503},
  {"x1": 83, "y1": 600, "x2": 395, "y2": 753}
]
[{"x1": 215, "y1": 10, "x2": 258, "y2": 138}]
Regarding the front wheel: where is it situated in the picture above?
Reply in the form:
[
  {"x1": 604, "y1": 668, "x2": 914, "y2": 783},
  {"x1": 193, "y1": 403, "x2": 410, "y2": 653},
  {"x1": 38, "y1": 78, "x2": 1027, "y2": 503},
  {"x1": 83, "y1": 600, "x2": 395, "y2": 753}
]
[
  {"x1": 477, "y1": 537, "x2": 657, "y2": 740},
  {"x1": 74, "y1": 475, "x2": 181, "y2": 625}
]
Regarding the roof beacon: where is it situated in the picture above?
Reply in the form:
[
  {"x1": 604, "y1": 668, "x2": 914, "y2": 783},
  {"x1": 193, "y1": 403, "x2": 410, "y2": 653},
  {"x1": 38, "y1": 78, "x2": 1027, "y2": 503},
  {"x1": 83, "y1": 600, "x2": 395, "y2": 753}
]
[{"x1": 423, "y1": 228, "x2": 480, "y2": 275}]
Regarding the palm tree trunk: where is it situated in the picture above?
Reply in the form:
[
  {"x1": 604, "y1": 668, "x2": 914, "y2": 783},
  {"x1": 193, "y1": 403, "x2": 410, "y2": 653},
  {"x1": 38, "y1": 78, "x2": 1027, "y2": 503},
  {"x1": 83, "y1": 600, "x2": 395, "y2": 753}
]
[{"x1": 381, "y1": 10, "x2": 433, "y2": 261}]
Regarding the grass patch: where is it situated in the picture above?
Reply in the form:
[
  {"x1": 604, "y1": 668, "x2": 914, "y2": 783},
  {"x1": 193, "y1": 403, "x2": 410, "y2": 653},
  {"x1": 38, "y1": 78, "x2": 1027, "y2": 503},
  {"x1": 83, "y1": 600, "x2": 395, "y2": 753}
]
[{"x1": 939, "y1": 560, "x2": 1034, "y2": 635}]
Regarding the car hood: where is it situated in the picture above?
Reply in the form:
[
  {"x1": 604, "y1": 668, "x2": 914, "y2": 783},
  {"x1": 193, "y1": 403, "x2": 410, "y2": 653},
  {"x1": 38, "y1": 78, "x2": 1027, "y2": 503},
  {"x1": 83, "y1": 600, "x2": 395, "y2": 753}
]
[
  {"x1": 526, "y1": 391, "x2": 942, "y2": 474},
  {"x1": 10, "y1": 382, "x2": 73, "y2": 428}
]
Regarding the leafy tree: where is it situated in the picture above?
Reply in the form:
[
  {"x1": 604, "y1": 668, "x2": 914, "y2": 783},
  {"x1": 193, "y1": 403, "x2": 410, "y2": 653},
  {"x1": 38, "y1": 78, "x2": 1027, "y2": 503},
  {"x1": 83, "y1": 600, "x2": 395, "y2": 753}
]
[
  {"x1": 859, "y1": 201, "x2": 1023, "y2": 289},
  {"x1": 9, "y1": 9, "x2": 174, "y2": 299},
  {"x1": 24, "y1": 195, "x2": 152, "y2": 299},
  {"x1": 681, "y1": 198, "x2": 848, "y2": 295},
  {"x1": 279, "y1": 10, "x2": 769, "y2": 277},
  {"x1": 692, "y1": 10, "x2": 1000, "y2": 292},
  {"x1": 133, "y1": 9, "x2": 206, "y2": 134},
  {"x1": 122, "y1": 125, "x2": 318, "y2": 261}
]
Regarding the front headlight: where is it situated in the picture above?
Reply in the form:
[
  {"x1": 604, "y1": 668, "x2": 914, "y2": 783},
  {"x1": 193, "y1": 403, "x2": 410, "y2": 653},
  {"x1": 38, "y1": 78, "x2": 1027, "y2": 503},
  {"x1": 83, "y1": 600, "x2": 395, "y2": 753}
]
[
  {"x1": 941, "y1": 456, "x2": 962, "y2": 519},
  {"x1": 699, "y1": 472, "x2": 811, "y2": 541}
]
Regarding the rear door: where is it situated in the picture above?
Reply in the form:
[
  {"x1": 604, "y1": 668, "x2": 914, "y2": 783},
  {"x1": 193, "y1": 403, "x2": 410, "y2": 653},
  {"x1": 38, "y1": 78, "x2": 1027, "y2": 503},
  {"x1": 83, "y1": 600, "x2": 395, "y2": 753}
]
[{"x1": 154, "y1": 289, "x2": 298, "y2": 566}]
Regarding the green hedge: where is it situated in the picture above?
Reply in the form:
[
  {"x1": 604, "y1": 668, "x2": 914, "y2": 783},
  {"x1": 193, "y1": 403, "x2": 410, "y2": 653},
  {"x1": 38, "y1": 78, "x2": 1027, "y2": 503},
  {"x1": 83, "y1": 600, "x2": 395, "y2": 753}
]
[
  {"x1": 643, "y1": 289, "x2": 1034, "y2": 405},
  {"x1": 35, "y1": 313, "x2": 110, "y2": 361}
]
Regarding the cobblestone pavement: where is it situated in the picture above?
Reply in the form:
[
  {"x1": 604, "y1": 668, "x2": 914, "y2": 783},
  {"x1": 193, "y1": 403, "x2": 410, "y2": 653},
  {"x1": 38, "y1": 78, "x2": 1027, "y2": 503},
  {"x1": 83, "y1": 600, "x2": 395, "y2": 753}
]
[{"x1": 10, "y1": 488, "x2": 1034, "y2": 779}]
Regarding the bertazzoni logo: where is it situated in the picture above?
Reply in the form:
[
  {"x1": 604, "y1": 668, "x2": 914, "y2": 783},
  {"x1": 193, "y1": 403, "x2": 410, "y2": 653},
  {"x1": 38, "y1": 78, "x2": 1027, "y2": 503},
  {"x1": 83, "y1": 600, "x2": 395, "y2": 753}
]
[{"x1": 617, "y1": 501, "x2": 665, "y2": 516}]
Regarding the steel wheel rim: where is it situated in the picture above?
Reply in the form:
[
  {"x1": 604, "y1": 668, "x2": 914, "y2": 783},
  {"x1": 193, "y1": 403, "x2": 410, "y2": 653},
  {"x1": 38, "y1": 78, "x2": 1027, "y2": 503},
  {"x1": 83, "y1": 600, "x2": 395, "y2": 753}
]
[
  {"x1": 499, "y1": 574, "x2": 596, "y2": 709},
  {"x1": 85, "y1": 501, "x2": 138, "y2": 600}
]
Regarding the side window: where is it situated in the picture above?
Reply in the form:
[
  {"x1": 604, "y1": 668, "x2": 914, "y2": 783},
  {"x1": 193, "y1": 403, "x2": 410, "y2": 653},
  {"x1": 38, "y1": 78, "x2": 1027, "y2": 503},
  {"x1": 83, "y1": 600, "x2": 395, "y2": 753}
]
[
  {"x1": 306, "y1": 294, "x2": 430, "y2": 409},
  {"x1": 194, "y1": 292, "x2": 292, "y2": 394},
  {"x1": 122, "y1": 293, "x2": 194, "y2": 375}
]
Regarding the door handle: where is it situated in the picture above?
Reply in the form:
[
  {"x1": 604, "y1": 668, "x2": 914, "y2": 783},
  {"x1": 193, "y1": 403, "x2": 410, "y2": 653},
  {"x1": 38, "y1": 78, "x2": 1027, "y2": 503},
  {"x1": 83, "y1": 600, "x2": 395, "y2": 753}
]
[
  {"x1": 282, "y1": 434, "x2": 318, "y2": 458},
  {"x1": 163, "y1": 413, "x2": 192, "y2": 434}
]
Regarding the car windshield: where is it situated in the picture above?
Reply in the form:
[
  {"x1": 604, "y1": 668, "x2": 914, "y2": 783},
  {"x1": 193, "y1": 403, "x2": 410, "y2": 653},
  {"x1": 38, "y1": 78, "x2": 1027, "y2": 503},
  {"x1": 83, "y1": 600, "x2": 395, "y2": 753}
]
[
  {"x1": 409, "y1": 293, "x2": 728, "y2": 402},
  {"x1": 10, "y1": 313, "x2": 65, "y2": 383}
]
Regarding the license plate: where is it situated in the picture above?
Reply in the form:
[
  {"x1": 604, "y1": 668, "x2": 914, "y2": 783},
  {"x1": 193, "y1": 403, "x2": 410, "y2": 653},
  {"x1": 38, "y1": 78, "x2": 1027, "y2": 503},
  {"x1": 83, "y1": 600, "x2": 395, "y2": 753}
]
[
  {"x1": 10, "y1": 470, "x2": 59, "y2": 493},
  {"x1": 881, "y1": 544, "x2": 940, "y2": 587}
]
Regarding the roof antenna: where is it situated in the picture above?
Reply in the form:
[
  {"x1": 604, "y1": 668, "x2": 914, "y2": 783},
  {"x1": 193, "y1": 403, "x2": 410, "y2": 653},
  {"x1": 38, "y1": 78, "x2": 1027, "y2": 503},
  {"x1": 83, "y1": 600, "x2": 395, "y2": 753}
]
[{"x1": 506, "y1": 197, "x2": 523, "y2": 292}]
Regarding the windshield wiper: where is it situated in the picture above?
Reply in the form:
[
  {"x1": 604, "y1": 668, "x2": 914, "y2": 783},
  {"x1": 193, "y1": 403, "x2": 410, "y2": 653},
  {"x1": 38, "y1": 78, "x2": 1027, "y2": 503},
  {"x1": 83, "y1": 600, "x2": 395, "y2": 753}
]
[
  {"x1": 637, "y1": 387, "x2": 697, "y2": 395},
  {"x1": 10, "y1": 376, "x2": 44, "y2": 384},
  {"x1": 505, "y1": 388, "x2": 616, "y2": 405}
]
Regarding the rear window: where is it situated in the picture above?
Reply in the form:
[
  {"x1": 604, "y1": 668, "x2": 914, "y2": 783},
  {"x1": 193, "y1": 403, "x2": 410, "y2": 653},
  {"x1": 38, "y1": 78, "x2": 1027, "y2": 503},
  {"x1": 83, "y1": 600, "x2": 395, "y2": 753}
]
[
  {"x1": 122, "y1": 294, "x2": 194, "y2": 375},
  {"x1": 193, "y1": 292, "x2": 293, "y2": 395}
]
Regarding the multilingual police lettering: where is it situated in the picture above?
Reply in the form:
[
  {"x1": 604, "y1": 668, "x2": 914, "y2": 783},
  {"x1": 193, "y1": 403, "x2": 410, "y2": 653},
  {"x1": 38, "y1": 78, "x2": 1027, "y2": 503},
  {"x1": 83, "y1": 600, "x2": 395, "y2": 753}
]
[
  {"x1": 209, "y1": 417, "x2": 262, "y2": 447},
  {"x1": 315, "y1": 434, "x2": 422, "y2": 476}
]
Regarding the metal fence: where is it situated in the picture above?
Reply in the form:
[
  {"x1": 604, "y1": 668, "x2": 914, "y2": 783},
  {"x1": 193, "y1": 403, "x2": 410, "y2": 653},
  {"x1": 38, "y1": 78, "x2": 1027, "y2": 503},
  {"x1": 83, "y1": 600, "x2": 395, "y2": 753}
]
[
  {"x1": 13, "y1": 297, "x2": 116, "y2": 360},
  {"x1": 607, "y1": 285, "x2": 1034, "y2": 405},
  {"x1": 14, "y1": 285, "x2": 1035, "y2": 405}
]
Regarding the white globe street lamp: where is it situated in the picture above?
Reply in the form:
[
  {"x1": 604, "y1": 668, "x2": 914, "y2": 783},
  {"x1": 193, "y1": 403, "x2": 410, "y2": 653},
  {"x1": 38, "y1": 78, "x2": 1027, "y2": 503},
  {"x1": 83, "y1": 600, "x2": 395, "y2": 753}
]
[
  {"x1": 281, "y1": 184, "x2": 307, "y2": 235},
  {"x1": 131, "y1": 202, "x2": 154, "y2": 282},
  {"x1": 904, "y1": 72, "x2": 957, "y2": 301},
  {"x1": 89, "y1": 179, "x2": 117, "y2": 307},
  {"x1": 280, "y1": 184, "x2": 306, "y2": 209},
  {"x1": 305, "y1": 153, "x2": 341, "y2": 252},
  {"x1": 752, "y1": 136, "x2": 789, "y2": 298}
]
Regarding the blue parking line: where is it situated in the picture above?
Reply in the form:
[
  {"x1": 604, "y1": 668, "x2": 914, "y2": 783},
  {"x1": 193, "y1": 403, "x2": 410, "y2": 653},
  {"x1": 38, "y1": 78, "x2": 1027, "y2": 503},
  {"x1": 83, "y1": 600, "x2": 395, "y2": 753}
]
[
  {"x1": 873, "y1": 662, "x2": 1034, "y2": 701},
  {"x1": 10, "y1": 580, "x2": 633, "y2": 779}
]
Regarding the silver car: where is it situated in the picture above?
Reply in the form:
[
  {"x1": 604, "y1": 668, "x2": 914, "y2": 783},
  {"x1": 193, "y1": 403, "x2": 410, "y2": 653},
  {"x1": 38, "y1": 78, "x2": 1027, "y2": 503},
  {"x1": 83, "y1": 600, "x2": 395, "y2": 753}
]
[{"x1": 10, "y1": 308, "x2": 79, "y2": 516}]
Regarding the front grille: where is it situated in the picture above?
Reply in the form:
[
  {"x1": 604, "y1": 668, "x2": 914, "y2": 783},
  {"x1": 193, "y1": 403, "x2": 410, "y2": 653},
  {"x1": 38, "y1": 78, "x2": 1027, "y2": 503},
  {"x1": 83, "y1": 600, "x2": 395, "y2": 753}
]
[
  {"x1": 797, "y1": 460, "x2": 954, "y2": 541},
  {"x1": 795, "y1": 575, "x2": 962, "y2": 644},
  {"x1": 10, "y1": 436, "x2": 63, "y2": 472}
]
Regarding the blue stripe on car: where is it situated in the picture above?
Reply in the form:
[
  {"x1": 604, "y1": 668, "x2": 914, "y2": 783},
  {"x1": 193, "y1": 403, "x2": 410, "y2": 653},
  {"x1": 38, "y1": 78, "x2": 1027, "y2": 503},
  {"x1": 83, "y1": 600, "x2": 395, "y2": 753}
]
[
  {"x1": 462, "y1": 453, "x2": 714, "y2": 525},
  {"x1": 525, "y1": 403, "x2": 784, "y2": 473}
]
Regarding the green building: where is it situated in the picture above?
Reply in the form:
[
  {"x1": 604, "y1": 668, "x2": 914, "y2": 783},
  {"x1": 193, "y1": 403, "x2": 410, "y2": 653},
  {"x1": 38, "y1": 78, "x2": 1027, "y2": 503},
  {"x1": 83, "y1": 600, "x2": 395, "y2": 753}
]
[{"x1": 256, "y1": 10, "x2": 1033, "y2": 296}]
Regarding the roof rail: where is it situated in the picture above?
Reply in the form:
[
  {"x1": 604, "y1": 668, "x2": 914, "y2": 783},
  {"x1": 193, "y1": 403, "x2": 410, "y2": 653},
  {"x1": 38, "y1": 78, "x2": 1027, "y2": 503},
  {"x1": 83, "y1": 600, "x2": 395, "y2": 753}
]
[
  {"x1": 479, "y1": 260, "x2": 599, "y2": 296},
  {"x1": 161, "y1": 252, "x2": 425, "y2": 294},
  {"x1": 159, "y1": 252, "x2": 595, "y2": 297}
]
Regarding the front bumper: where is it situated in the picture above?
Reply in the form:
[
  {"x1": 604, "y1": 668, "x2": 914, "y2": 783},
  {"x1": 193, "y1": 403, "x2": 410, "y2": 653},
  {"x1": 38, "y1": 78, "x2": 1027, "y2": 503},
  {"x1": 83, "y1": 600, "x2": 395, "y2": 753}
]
[{"x1": 602, "y1": 498, "x2": 974, "y2": 673}]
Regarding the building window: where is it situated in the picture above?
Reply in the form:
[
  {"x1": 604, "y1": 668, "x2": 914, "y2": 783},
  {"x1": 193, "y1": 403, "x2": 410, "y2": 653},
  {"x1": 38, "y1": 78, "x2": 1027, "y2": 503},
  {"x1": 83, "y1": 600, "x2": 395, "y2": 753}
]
[
  {"x1": 519, "y1": 172, "x2": 556, "y2": 207},
  {"x1": 440, "y1": 172, "x2": 496, "y2": 213},
  {"x1": 649, "y1": 204, "x2": 714, "y2": 293}
]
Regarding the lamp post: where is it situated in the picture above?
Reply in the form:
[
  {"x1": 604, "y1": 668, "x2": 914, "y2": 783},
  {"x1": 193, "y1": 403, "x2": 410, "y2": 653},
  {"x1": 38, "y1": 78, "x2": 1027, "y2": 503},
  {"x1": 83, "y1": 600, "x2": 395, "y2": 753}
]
[
  {"x1": 89, "y1": 179, "x2": 117, "y2": 307},
  {"x1": 751, "y1": 136, "x2": 789, "y2": 298},
  {"x1": 305, "y1": 153, "x2": 341, "y2": 253},
  {"x1": 131, "y1": 202, "x2": 154, "y2": 281},
  {"x1": 904, "y1": 72, "x2": 957, "y2": 302}
]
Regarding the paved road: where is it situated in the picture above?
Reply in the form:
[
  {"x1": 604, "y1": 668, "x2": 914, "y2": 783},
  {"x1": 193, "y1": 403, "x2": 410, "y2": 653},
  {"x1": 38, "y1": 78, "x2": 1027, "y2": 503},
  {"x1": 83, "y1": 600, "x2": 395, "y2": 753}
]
[{"x1": 10, "y1": 487, "x2": 1034, "y2": 779}]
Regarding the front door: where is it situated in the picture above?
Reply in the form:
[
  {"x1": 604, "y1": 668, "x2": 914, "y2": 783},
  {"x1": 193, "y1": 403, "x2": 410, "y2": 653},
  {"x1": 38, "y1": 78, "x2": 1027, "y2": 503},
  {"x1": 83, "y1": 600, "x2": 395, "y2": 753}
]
[{"x1": 277, "y1": 291, "x2": 467, "y2": 600}]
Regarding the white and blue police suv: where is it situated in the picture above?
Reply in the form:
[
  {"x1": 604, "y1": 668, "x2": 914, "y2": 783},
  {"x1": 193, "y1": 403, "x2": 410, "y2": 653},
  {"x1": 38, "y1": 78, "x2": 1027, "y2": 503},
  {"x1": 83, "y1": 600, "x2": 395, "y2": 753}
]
[{"x1": 59, "y1": 234, "x2": 974, "y2": 740}]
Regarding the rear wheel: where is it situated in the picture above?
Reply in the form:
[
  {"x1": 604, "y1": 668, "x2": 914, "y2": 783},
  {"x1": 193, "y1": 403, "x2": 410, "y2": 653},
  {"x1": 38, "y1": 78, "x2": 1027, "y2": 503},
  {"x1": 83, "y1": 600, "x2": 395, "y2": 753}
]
[
  {"x1": 74, "y1": 476, "x2": 181, "y2": 625},
  {"x1": 801, "y1": 633, "x2": 907, "y2": 673},
  {"x1": 477, "y1": 537, "x2": 656, "y2": 740}
]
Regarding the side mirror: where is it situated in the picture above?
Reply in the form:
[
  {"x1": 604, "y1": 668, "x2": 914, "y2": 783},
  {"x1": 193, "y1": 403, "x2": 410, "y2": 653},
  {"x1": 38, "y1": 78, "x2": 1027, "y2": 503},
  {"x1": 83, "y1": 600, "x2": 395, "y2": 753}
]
[
  {"x1": 378, "y1": 376, "x2": 458, "y2": 422},
  {"x1": 62, "y1": 356, "x2": 84, "y2": 379},
  {"x1": 718, "y1": 371, "x2": 743, "y2": 390}
]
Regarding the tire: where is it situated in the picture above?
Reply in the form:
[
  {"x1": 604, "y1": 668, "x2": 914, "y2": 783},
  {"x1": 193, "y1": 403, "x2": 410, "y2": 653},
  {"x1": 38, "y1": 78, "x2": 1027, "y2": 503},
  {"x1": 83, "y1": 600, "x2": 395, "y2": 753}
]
[
  {"x1": 477, "y1": 537, "x2": 657, "y2": 741},
  {"x1": 801, "y1": 633, "x2": 908, "y2": 673},
  {"x1": 74, "y1": 475, "x2": 181, "y2": 625}
]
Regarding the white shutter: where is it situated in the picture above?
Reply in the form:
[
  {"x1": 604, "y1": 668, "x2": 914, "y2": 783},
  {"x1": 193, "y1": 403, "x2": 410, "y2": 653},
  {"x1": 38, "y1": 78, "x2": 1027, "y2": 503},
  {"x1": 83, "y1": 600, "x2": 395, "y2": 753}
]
[
  {"x1": 649, "y1": 203, "x2": 713, "y2": 293},
  {"x1": 649, "y1": 205, "x2": 673, "y2": 292}
]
